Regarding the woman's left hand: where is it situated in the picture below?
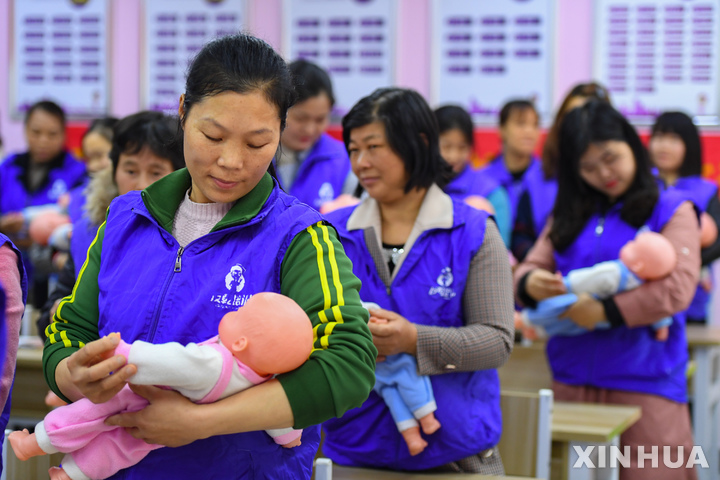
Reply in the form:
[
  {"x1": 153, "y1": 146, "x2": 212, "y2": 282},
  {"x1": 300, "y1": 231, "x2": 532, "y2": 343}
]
[
  {"x1": 563, "y1": 293, "x2": 607, "y2": 330},
  {"x1": 105, "y1": 385, "x2": 205, "y2": 447},
  {"x1": 368, "y1": 308, "x2": 418, "y2": 358}
]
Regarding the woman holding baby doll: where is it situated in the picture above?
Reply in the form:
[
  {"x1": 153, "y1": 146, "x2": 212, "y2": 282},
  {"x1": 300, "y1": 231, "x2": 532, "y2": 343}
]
[
  {"x1": 514, "y1": 100, "x2": 699, "y2": 480},
  {"x1": 42, "y1": 34, "x2": 375, "y2": 480},
  {"x1": 323, "y1": 87, "x2": 514, "y2": 475}
]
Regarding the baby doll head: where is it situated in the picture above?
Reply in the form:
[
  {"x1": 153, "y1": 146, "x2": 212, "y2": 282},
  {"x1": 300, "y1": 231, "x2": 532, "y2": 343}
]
[
  {"x1": 218, "y1": 292, "x2": 313, "y2": 377},
  {"x1": 700, "y1": 212, "x2": 717, "y2": 248},
  {"x1": 29, "y1": 211, "x2": 70, "y2": 246},
  {"x1": 619, "y1": 231, "x2": 677, "y2": 280}
]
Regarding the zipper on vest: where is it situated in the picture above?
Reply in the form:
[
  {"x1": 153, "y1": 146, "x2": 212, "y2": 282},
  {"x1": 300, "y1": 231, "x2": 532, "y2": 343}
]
[
  {"x1": 174, "y1": 246, "x2": 184, "y2": 272},
  {"x1": 148, "y1": 246, "x2": 183, "y2": 343}
]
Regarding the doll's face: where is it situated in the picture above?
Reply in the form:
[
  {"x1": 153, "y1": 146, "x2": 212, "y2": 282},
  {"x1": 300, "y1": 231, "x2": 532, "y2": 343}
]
[{"x1": 218, "y1": 293, "x2": 313, "y2": 376}]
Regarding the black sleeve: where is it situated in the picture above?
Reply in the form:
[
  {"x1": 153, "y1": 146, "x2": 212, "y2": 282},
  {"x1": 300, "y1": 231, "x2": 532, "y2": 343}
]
[
  {"x1": 701, "y1": 195, "x2": 720, "y2": 266},
  {"x1": 36, "y1": 255, "x2": 77, "y2": 341},
  {"x1": 516, "y1": 271, "x2": 538, "y2": 308},
  {"x1": 510, "y1": 190, "x2": 537, "y2": 262},
  {"x1": 602, "y1": 297, "x2": 626, "y2": 328}
]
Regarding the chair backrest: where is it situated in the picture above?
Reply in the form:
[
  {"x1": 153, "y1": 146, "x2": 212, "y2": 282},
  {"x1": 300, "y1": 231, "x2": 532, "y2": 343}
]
[{"x1": 497, "y1": 389, "x2": 553, "y2": 480}]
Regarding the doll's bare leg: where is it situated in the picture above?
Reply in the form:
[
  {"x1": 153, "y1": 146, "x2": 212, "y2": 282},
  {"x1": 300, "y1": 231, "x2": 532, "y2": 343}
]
[
  {"x1": 8, "y1": 429, "x2": 46, "y2": 461},
  {"x1": 48, "y1": 466, "x2": 72, "y2": 480},
  {"x1": 418, "y1": 412, "x2": 441, "y2": 435},
  {"x1": 400, "y1": 426, "x2": 427, "y2": 456},
  {"x1": 655, "y1": 326, "x2": 669, "y2": 341},
  {"x1": 281, "y1": 436, "x2": 302, "y2": 448}
]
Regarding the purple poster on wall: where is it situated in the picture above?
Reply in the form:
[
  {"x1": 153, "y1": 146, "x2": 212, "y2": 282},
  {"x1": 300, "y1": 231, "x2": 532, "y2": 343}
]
[
  {"x1": 594, "y1": 0, "x2": 719, "y2": 124},
  {"x1": 283, "y1": 0, "x2": 396, "y2": 118},
  {"x1": 12, "y1": 0, "x2": 109, "y2": 118},
  {"x1": 143, "y1": 0, "x2": 245, "y2": 113},
  {"x1": 431, "y1": 0, "x2": 554, "y2": 124}
]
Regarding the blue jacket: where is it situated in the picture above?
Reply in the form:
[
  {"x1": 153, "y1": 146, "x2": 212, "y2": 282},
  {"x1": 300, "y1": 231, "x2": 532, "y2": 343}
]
[
  {"x1": 0, "y1": 152, "x2": 86, "y2": 214},
  {"x1": 658, "y1": 175, "x2": 718, "y2": 320},
  {"x1": 522, "y1": 165, "x2": 558, "y2": 236},
  {"x1": 323, "y1": 200, "x2": 502, "y2": 470},
  {"x1": 549, "y1": 190, "x2": 691, "y2": 402},
  {"x1": 479, "y1": 155, "x2": 543, "y2": 227},
  {"x1": 0, "y1": 234, "x2": 28, "y2": 476},
  {"x1": 278, "y1": 133, "x2": 351, "y2": 209}
]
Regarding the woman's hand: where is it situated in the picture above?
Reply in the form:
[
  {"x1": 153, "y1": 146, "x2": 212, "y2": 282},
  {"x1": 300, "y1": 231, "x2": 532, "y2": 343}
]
[
  {"x1": 368, "y1": 308, "x2": 418, "y2": 360},
  {"x1": 105, "y1": 385, "x2": 204, "y2": 447},
  {"x1": 564, "y1": 293, "x2": 607, "y2": 330},
  {"x1": 525, "y1": 269, "x2": 567, "y2": 301},
  {"x1": 62, "y1": 334, "x2": 137, "y2": 404}
]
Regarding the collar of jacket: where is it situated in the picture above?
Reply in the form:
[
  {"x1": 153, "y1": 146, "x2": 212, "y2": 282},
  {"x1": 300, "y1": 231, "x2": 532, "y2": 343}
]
[
  {"x1": 140, "y1": 168, "x2": 274, "y2": 234},
  {"x1": 345, "y1": 184, "x2": 455, "y2": 277},
  {"x1": 15, "y1": 150, "x2": 69, "y2": 192}
]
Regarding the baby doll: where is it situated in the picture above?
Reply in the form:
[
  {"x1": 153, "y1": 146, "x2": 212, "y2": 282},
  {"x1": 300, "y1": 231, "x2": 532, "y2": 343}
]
[
  {"x1": 520, "y1": 231, "x2": 676, "y2": 340},
  {"x1": 364, "y1": 302, "x2": 441, "y2": 456},
  {"x1": 9, "y1": 292, "x2": 313, "y2": 480}
]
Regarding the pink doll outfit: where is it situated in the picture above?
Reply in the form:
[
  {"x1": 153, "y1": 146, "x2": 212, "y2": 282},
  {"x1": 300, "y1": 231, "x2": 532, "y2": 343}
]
[{"x1": 31, "y1": 336, "x2": 301, "y2": 480}]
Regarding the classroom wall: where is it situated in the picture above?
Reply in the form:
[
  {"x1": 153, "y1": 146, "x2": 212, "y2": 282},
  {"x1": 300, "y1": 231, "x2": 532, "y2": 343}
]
[
  {"x1": 0, "y1": 0, "x2": 594, "y2": 155},
  {"x1": 1, "y1": 0, "x2": 718, "y2": 157}
]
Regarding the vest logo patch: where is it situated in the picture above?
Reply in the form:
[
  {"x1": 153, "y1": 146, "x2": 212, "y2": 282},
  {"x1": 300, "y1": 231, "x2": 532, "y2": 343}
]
[
  {"x1": 225, "y1": 264, "x2": 246, "y2": 292},
  {"x1": 49, "y1": 179, "x2": 68, "y2": 200},
  {"x1": 211, "y1": 264, "x2": 252, "y2": 310},
  {"x1": 316, "y1": 182, "x2": 335, "y2": 206},
  {"x1": 429, "y1": 267, "x2": 457, "y2": 299}
]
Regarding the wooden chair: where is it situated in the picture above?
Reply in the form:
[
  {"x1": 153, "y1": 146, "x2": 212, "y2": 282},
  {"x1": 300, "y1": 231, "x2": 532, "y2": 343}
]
[{"x1": 497, "y1": 389, "x2": 553, "y2": 480}]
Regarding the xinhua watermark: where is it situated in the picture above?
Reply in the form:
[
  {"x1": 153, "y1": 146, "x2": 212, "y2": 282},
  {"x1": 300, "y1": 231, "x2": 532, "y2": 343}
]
[{"x1": 572, "y1": 445, "x2": 709, "y2": 469}]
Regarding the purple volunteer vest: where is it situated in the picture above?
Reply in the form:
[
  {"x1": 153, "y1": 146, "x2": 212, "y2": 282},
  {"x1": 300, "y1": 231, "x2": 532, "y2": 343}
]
[
  {"x1": 522, "y1": 165, "x2": 558, "y2": 235},
  {"x1": 97, "y1": 182, "x2": 323, "y2": 480},
  {"x1": 322, "y1": 200, "x2": 502, "y2": 470},
  {"x1": 480, "y1": 155, "x2": 542, "y2": 227},
  {"x1": 280, "y1": 133, "x2": 351, "y2": 210},
  {"x1": 444, "y1": 164, "x2": 500, "y2": 201},
  {"x1": 550, "y1": 190, "x2": 692, "y2": 402},
  {"x1": 0, "y1": 152, "x2": 86, "y2": 214}
]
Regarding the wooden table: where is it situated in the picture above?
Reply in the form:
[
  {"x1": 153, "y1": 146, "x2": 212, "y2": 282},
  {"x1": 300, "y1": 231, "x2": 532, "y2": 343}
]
[
  {"x1": 498, "y1": 342, "x2": 642, "y2": 480},
  {"x1": 685, "y1": 325, "x2": 720, "y2": 480},
  {"x1": 551, "y1": 402, "x2": 641, "y2": 480}
]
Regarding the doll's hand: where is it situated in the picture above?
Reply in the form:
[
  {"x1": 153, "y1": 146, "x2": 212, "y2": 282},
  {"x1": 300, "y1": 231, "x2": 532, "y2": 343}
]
[
  {"x1": 563, "y1": 293, "x2": 606, "y2": 330},
  {"x1": 525, "y1": 269, "x2": 567, "y2": 301},
  {"x1": 64, "y1": 333, "x2": 137, "y2": 404},
  {"x1": 368, "y1": 308, "x2": 418, "y2": 357},
  {"x1": 106, "y1": 384, "x2": 203, "y2": 448}
]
